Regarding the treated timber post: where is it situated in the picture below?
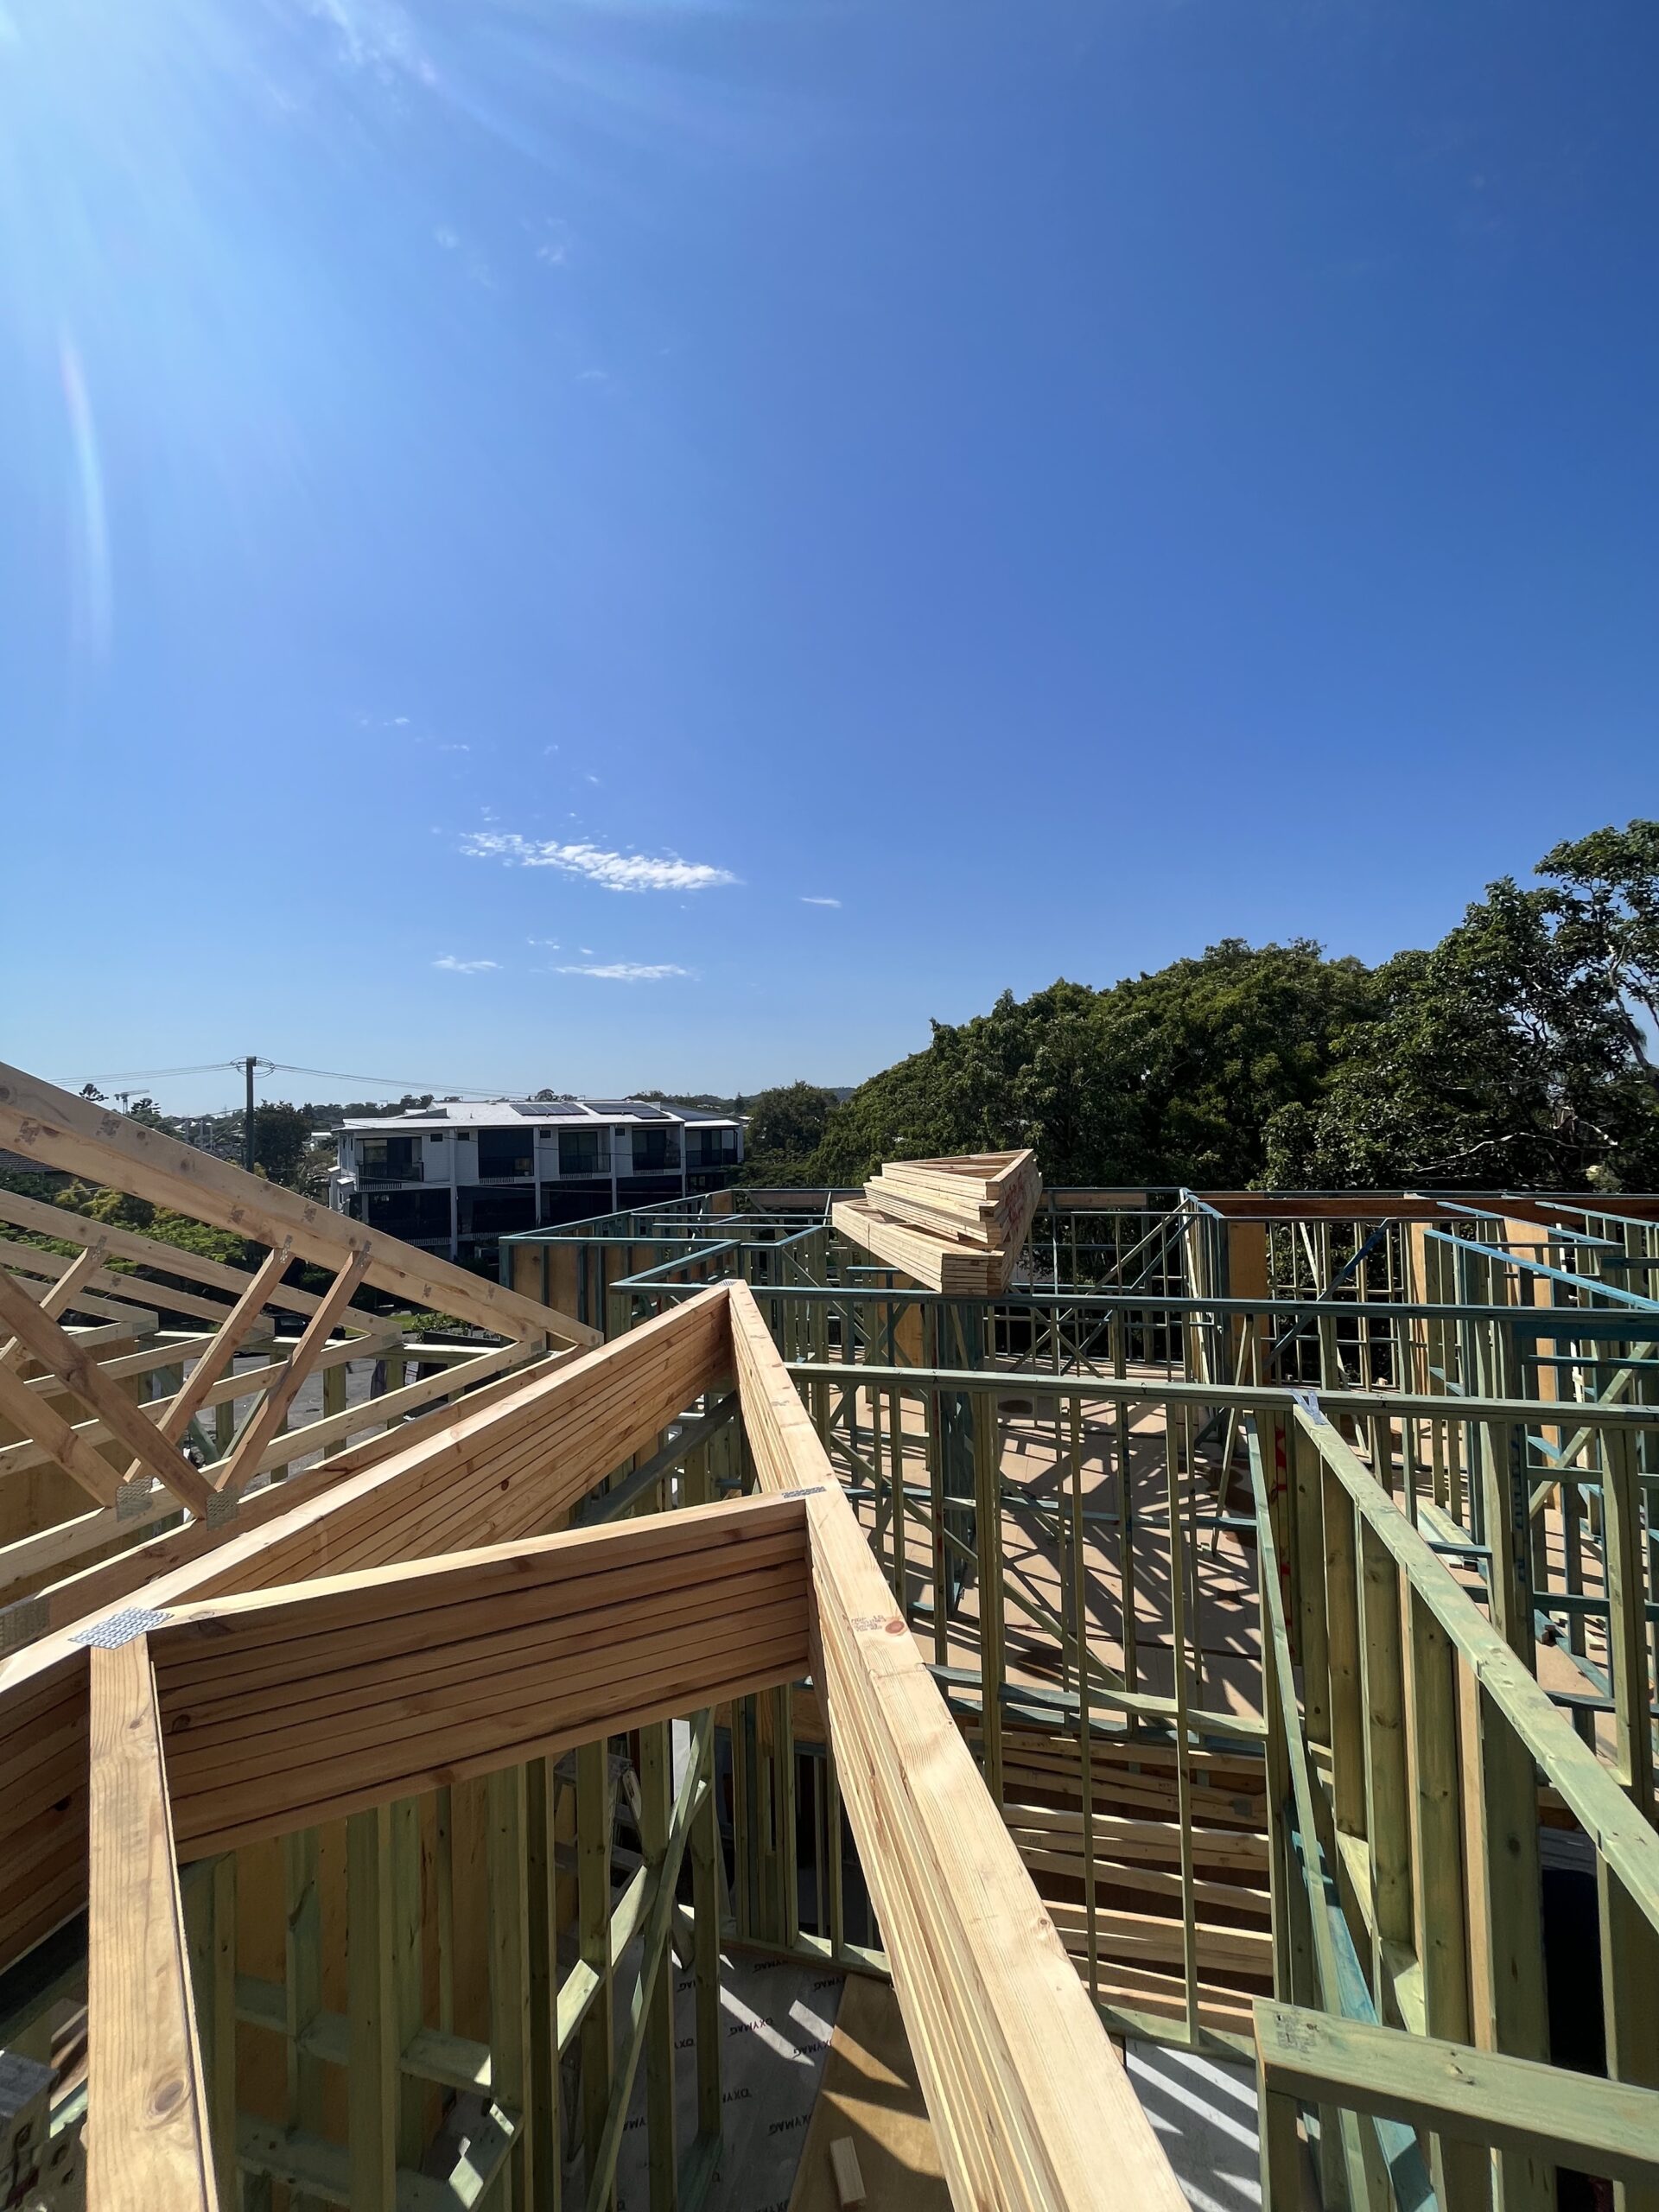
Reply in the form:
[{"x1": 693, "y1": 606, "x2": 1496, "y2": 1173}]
[
  {"x1": 1404, "y1": 1594, "x2": 1486, "y2": 2212},
  {"x1": 525, "y1": 1756, "x2": 563, "y2": 2212},
  {"x1": 974, "y1": 1386, "x2": 1005, "y2": 1807},
  {"x1": 1599, "y1": 1860, "x2": 1659, "y2": 2212},
  {"x1": 639, "y1": 1722, "x2": 677, "y2": 2211},
  {"x1": 321, "y1": 1356, "x2": 347, "y2": 1456},
  {"x1": 1464, "y1": 1679, "x2": 1551, "y2": 2212},
  {"x1": 1323, "y1": 1468, "x2": 1366, "y2": 1844},
  {"x1": 346, "y1": 1805, "x2": 397, "y2": 2212},
  {"x1": 181, "y1": 1853, "x2": 237, "y2": 2207},
  {"x1": 1602, "y1": 1425, "x2": 1656, "y2": 1821},
  {"x1": 487, "y1": 1767, "x2": 531, "y2": 2204},
  {"x1": 576, "y1": 1739, "x2": 613, "y2": 2210},
  {"x1": 1358, "y1": 1522, "x2": 1410, "y2": 1983}
]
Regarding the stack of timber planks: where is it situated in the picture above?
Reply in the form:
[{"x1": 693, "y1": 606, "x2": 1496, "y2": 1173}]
[
  {"x1": 150, "y1": 1491, "x2": 810, "y2": 1854},
  {"x1": 834, "y1": 1150, "x2": 1041, "y2": 1296}
]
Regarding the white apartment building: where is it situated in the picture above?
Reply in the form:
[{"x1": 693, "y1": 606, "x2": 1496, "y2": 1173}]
[{"x1": 330, "y1": 1097, "x2": 743, "y2": 1256}]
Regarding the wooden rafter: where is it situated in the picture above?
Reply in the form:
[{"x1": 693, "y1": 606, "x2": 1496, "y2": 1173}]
[
  {"x1": 0, "y1": 1248, "x2": 160, "y2": 1332},
  {"x1": 0, "y1": 1357, "x2": 124, "y2": 1507},
  {"x1": 0, "y1": 1184, "x2": 363, "y2": 1332},
  {"x1": 0, "y1": 1325, "x2": 406, "y2": 1487},
  {"x1": 0, "y1": 1340, "x2": 554, "y2": 1630},
  {"x1": 0, "y1": 1060, "x2": 596, "y2": 1349},
  {"x1": 0, "y1": 1287, "x2": 732, "y2": 1968},
  {"x1": 0, "y1": 1235, "x2": 111, "y2": 1366},
  {"x1": 0, "y1": 1234, "x2": 259, "y2": 1331},
  {"x1": 211, "y1": 1246, "x2": 372, "y2": 1502},
  {"x1": 12, "y1": 1269, "x2": 1211, "y2": 2212},
  {"x1": 113, "y1": 1239, "x2": 296, "y2": 1486},
  {"x1": 0, "y1": 1267, "x2": 217, "y2": 1519}
]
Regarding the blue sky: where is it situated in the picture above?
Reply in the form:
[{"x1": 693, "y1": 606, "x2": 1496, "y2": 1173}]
[{"x1": 3, "y1": 1, "x2": 1656, "y2": 1113}]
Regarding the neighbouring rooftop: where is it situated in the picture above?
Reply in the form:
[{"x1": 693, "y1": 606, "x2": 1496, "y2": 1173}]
[{"x1": 342, "y1": 1095, "x2": 745, "y2": 1132}]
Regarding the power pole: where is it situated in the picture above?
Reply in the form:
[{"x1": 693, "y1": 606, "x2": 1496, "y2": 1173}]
[{"x1": 244, "y1": 1055, "x2": 257, "y2": 1174}]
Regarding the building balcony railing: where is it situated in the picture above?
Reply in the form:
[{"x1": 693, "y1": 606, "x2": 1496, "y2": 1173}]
[
  {"x1": 359, "y1": 1158, "x2": 424, "y2": 1184},
  {"x1": 555, "y1": 1153, "x2": 610, "y2": 1179}
]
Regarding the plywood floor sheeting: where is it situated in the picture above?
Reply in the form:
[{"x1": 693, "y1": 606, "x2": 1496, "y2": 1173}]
[{"x1": 785, "y1": 1972, "x2": 950, "y2": 2212}]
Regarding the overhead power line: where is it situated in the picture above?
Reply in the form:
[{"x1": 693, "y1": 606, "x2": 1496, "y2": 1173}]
[
  {"x1": 265, "y1": 1060, "x2": 523, "y2": 1099},
  {"x1": 69, "y1": 1058, "x2": 526, "y2": 1103},
  {"x1": 77, "y1": 1061, "x2": 246, "y2": 1082}
]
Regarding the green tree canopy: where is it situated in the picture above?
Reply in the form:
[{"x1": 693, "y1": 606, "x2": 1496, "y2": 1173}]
[
  {"x1": 811, "y1": 821, "x2": 1659, "y2": 1193},
  {"x1": 252, "y1": 1102, "x2": 312, "y2": 1188},
  {"x1": 1265, "y1": 823, "x2": 1659, "y2": 1189},
  {"x1": 738, "y1": 1082, "x2": 845, "y2": 1185},
  {"x1": 814, "y1": 947, "x2": 1377, "y2": 1188}
]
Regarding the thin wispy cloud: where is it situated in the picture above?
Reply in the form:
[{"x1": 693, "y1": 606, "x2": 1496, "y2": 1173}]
[
  {"x1": 800, "y1": 895, "x2": 841, "y2": 907},
  {"x1": 303, "y1": 0, "x2": 435, "y2": 86},
  {"x1": 433, "y1": 953, "x2": 498, "y2": 973},
  {"x1": 556, "y1": 962, "x2": 690, "y2": 982},
  {"x1": 529, "y1": 217, "x2": 574, "y2": 268},
  {"x1": 461, "y1": 831, "x2": 737, "y2": 893},
  {"x1": 432, "y1": 223, "x2": 496, "y2": 289}
]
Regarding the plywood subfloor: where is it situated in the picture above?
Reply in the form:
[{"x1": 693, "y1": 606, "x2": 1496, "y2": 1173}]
[{"x1": 784, "y1": 1973, "x2": 950, "y2": 2212}]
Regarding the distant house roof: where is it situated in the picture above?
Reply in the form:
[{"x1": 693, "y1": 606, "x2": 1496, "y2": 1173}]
[{"x1": 340, "y1": 1098, "x2": 743, "y2": 1135}]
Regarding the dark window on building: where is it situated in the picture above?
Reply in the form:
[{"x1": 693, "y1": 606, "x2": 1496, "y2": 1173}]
[
  {"x1": 539, "y1": 1183, "x2": 613, "y2": 1227},
  {"x1": 687, "y1": 1128, "x2": 738, "y2": 1170},
  {"x1": 558, "y1": 1128, "x2": 609, "y2": 1177},
  {"x1": 616, "y1": 1177, "x2": 683, "y2": 1208},
  {"x1": 359, "y1": 1135, "x2": 422, "y2": 1183},
  {"x1": 631, "y1": 1128, "x2": 680, "y2": 1173},
  {"x1": 461, "y1": 1187, "x2": 537, "y2": 1236},
  {"x1": 478, "y1": 1128, "x2": 533, "y2": 1180},
  {"x1": 365, "y1": 1188, "x2": 450, "y2": 1240}
]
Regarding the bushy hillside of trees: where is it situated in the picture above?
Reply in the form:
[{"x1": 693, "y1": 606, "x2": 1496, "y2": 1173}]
[{"x1": 766, "y1": 821, "x2": 1659, "y2": 1192}]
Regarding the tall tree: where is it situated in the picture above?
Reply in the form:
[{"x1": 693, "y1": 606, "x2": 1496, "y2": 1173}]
[
  {"x1": 251, "y1": 1103, "x2": 312, "y2": 1189},
  {"x1": 1265, "y1": 822, "x2": 1659, "y2": 1189},
  {"x1": 815, "y1": 950, "x2": 1376, "y2": 1188}
]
